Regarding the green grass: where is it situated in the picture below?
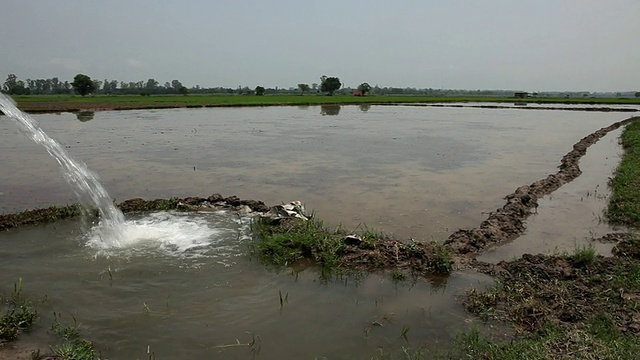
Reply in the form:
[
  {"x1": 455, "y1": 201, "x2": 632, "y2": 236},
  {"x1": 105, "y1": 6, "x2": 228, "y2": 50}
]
[
  {"x1": 457, "y1": 241, "x2": 640, "y2": 359},
  {"x1": 607, "y1": 119, "x2": 640, "y2": 225},
  {"x1": 11, "y1": 93, "x2": 640, "y2": 108},
  {"x1": 439, "y1": 321, "x2": 640, "y2": 360},
  {"x1": 252, "y1": 217, "x2": 345, "y2": 270},
  {"x1": 252, "y1": 217, "x2": 453, "y2": 276},
  {"x1": 0, "y1": 279, "x2": 37, "y2": 342},
  {"x1": 50, "y1": 315, "x2": 102, "y2": 360}
]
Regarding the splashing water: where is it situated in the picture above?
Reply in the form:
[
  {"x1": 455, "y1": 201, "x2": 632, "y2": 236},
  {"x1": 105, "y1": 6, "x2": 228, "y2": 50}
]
[
  {"x1": 84, "y1": 211, "x2": 253, "y2": 264},
  {"x1": 0, "y1": 94, "x2": 125, "y2": 245}
]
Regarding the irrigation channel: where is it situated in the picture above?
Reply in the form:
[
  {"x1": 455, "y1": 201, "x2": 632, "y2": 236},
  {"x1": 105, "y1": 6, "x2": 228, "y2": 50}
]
[{"x1": 0, "y1": 102, "x2": 637, "y2": 358}]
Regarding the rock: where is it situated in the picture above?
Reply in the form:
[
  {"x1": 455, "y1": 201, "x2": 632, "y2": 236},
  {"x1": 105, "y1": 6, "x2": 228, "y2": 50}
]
[
  {"x1": 344, "y1": 235, "x2": 362, "y2": 246},
  {"x1": 225, "y1": 195, "x2": 241, "y2": 206},
  {"x1": 262, "y1": 201, "x2": 309, "y2": 222},
  {"x1": 240, "y1": 199, "x2": 270, "y2": 213},
  {"x1": 207, "y1": 193, "x2": 223, "y2": 203},
  {"x1": 182, "y1": 196, "x2": 205, "y2": 205},
  {"x1": 237, "y1": 205, "x2": 253, "y2": 214}
]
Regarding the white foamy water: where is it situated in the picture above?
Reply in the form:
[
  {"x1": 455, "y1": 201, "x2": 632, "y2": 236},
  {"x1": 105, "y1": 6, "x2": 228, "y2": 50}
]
[
  {"x1": 0, "y1": 93, "x2": 126, "y2": 245},
  {"x1": 84, "y1": 211, "x2": 253, "y2": 260}
]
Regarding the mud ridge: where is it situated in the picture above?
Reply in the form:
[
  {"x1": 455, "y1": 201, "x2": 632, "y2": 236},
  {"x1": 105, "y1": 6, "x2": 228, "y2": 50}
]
[
  {"x1": 464, "y1": 233, "x2": 640, "y2": 335},
  {"x1": 0, "y1": 194, "x2": 270, "y2": 231},
  {"x1": 421, "y1": 103, "x2": 639, "y2": 112},
  {"x1": 445, "y1": 116, "x2": 640, "y2": 257}
]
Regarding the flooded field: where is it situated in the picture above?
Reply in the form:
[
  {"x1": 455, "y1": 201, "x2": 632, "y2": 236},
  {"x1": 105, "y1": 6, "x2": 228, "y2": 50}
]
[
  {"x1": 0, "y1": 105, "x2": 631, "y2": 358},
  {"x1": 0, "y1": 105, "x2": 630, "y2": 241}
]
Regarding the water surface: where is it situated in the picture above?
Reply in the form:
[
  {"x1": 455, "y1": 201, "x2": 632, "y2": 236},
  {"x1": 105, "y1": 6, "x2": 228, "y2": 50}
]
[{"x1": 0, "y1": 105, "x2": 631, "y2": 358}]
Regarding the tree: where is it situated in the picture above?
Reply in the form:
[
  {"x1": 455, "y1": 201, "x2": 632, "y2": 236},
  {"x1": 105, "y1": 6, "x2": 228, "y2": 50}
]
[
  {"x1": 71, "y1": 74, "x2": 96, "y2": 96},
  {"x1": 179, "y1": 86, "x2": 189, "y2": 96},
  {"x1": 320, "y1": 76, "x2": 341, "y2": 95},
  {"x1": 298, "y1": 83, "x2": 310, "y2": 95},
  {"x1": 255, "y1": 86, "x2": 265, "y2": 96},
  {"x1": 171, "y1": 80, "x2": 183, "y2": 91},
  {"x1": 92, "y1": 79, "x2": 103, "y2": 93},
  {"x1": 145, "y1": 78, "x2": 159, "y2": 90},
  {"x1": 357, "y1": 83, "x2": 371, "y2": 96},
  {"x1": 635, "y1": 92, "x2": 640, "y2": 98},
  {"x1": 2, "y1": 74, "x2": 27, "y2": 94}
]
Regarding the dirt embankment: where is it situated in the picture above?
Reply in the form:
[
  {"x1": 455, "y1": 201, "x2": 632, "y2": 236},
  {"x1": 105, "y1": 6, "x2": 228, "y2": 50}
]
[
  {"x1": 14, "y1": 101, "x2": 198, "y2": 113},
  {"x1": 0, "y1": 194, "x2": 269, "y2": 231},
  {"x1": 422, "y1": 103, "x2": 639, "y2": 112},
  {"x1": 445, "y1": 116, "x2": 640, "y2": 258}
]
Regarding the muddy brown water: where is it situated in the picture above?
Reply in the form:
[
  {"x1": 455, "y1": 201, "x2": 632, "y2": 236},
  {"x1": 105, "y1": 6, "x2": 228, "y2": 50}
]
[{"x1": 0, "y1": 105, "x2": 632, "y2": 358}]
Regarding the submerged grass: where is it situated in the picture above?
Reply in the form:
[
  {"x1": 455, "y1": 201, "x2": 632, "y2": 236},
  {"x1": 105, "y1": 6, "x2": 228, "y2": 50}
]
[
  {"x1": 607, "y1": 119, "x2": 640, "y2": 225},
  {"x1": 49, "y1": 314, "x2": 102, "y2": 360},
  {"x1": 0, "y1": 204, "x2": 82, "y2": 231},
  {"x1": 0, "y1": 280, "x2": 102, "y2": 359},
  {"x1": 0, "y1": 279, "x2": 37, "y2": 343}
]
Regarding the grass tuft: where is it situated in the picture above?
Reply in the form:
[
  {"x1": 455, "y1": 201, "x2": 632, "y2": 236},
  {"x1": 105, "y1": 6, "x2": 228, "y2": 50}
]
[
  {"x1": 50, "y1": 314, "x2": 101, "y2": 360},
  {"x1": 0, "y1": 278, "x2": 37, "y2": 342}
]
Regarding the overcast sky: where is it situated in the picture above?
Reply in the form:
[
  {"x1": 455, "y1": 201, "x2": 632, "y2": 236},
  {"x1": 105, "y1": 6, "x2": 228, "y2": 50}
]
[{"x1": 2, "y1": 0, "x2": 639, "y2": 92}]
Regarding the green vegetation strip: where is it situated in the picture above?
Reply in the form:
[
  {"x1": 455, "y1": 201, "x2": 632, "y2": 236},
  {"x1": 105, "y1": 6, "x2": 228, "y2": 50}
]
[
  {"x1": 0, "y1": 205, "x2": 82, "y2": 231},
  {"x1": 10, "y1": 94, "x2": 640, "y2": 112},
  {"x1": 252, "y1": 217, "x2": 452, "y2": 276},
  {"x1": 607, "y1": 120, "x2": 640, "y2": 225}
]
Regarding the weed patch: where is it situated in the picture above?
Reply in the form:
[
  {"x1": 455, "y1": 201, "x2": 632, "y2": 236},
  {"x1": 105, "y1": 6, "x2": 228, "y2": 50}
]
[
  {"x1": 0, "y1": 279, "x2": 37, "y2": 343},
  {"x1": 252, "y1": 218, "x2": 453, "y2": 276},
  {"x1": 459, "y1": 237, "x2": 640, "y2": 358},
  {"x1": 0, "y1": 205, "x2": 82, "y2": 231},
  {"x1": 607, "y1": 119, "x2": 640, "y2": 225}
]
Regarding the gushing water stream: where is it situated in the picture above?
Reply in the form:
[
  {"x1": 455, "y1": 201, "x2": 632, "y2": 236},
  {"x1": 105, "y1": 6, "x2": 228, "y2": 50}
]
[{"x1": 0, "y1": 94, "x2": 125, "y2": 245}]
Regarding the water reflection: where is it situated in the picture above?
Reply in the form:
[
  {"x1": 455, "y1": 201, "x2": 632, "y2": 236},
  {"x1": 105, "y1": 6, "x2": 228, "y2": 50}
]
[
  {"x1": 76, "y1": 111, "x2": 95, "y2": 122},
  {"x1": 359, "y1": 104, "x2": 371, "y2": 112},
  {"x1": 297, "y1": 104, "x2": 310, "y2": 110},
  {"x1": 320, "y1": 104, "x2": 341, "y2": 116}
]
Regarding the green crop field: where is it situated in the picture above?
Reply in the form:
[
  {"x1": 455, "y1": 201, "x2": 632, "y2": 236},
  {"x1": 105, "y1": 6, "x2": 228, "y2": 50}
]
[{"x1": 11, "y1": 93, "x2": 640, "y2": 107}]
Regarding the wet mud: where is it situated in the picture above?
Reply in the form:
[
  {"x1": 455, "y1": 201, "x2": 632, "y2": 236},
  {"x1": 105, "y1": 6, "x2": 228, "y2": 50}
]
[
  {"x1": 421, "y1": 103, "x2": 639, "y2": 112},
  {"x1": 465, "y1": 234, "x2": 640, "y2": 334},
  {"x1": 446, "y1": 116, "x2": 640, "y2": 259},
  {"x1": 0, "y1": 194, "x2": 269, "y2": 231}
]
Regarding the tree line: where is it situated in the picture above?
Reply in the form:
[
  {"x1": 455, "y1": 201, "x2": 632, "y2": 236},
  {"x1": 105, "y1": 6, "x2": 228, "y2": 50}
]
[
  {"x1": 1, "y1": 73, "x2": 192, "y2": 96},
  {"x1": 3, "y1": 73, "x2": 637, "y2": 98}
]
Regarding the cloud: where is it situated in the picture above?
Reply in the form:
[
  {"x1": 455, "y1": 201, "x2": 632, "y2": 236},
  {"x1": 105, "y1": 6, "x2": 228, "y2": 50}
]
[
  {"x1": 126, "y1": 58, "x2": 146, "y2": 68},
  {"x1": 49, "y1": 57, "x2": 84, "y2": 71}
]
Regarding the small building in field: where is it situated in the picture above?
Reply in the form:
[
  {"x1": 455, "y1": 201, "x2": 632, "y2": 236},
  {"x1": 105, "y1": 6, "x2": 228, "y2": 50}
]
[{"x1": 352, "y1": 90, "x2": 363, "y2": 96}]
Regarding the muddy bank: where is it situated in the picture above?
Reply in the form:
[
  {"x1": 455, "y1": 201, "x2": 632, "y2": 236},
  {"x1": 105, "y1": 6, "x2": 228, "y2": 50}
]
[
  {"x1": 467, "y1": 234, "x2": 640, "y2": 334},
  {"x1": 445, "y1": 116, "x2": 640, "y2": 257},
  {"x1": 6, "y1": 100, "x2": 639, "y2": 114},
  {"x1": 0, "y1": 194, "x2": 269, "y2": 231},
  {"x1": 421, "y1": 103, "x2": 639, "y2": 112}
]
